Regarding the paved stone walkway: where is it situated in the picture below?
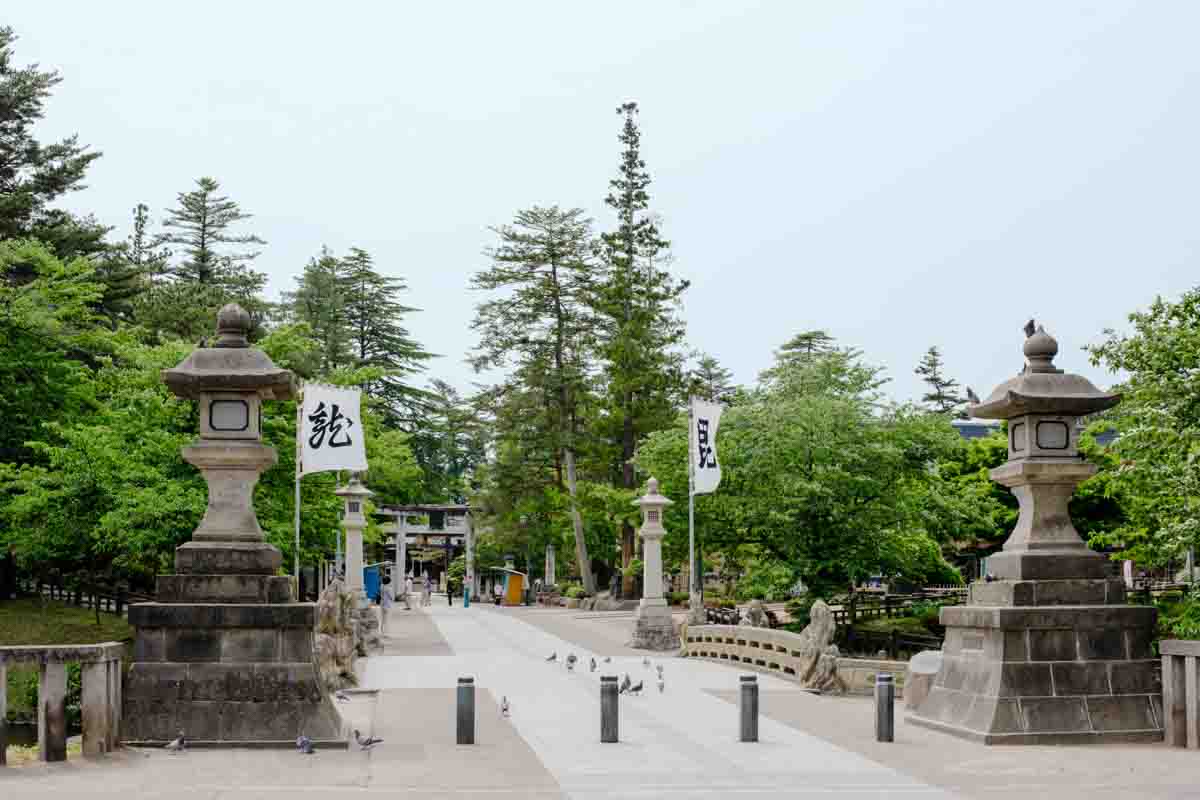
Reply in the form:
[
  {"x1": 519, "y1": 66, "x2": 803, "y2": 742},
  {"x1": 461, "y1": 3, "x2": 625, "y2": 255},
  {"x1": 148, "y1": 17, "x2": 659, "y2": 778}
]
[
  {"x1": 362, "y1": 603, "x2": 956, "y2": 799},
  {"x1": 10, "y1": 602, "x2": 1197, "y2": 799}
]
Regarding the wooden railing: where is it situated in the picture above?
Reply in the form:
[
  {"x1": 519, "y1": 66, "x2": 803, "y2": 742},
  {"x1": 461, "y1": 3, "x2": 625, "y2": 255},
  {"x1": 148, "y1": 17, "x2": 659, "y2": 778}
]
[
  {"x1": 0, "y1": 642, "x2": 125, "y2": 765},
  {"x1": 14, "y1": 577, "x2": 153, "y2": 615}
]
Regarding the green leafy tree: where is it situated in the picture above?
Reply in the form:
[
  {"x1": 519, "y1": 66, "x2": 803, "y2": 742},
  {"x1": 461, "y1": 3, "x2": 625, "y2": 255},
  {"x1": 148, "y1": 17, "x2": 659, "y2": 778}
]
[
  {"x1": 1086, "y1": 289, "x2": 1200, "y2": 567},
  {"x1": 470, "y1": 206, "x2": 600, "y2": 592},
  {"x1": 592, "y1": 102, "x2": 689, "y2": 590},
  {"x1": 638, "y1": 348, "x2": 984, "y2": 619},
  {"x1": 283, "y1": 248, "x2": 353, "y2": 373},
  {"x1": 915, "y1": 345, "x2": 964, "y2": 415},
  {"x1": 159, "y1": 177, "x2": 266, "y2": 289}
]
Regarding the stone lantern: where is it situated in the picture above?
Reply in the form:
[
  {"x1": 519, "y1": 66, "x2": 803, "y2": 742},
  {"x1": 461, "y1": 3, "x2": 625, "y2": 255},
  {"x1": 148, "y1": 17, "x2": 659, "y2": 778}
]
[
  {"x1": 335, "y1": 475, "x2": 373, "y2": 603},
  {"x1": 122, "y1": 304, "x2": 341, "y2": 747},
  {"x1": 630, "y1": 478, "x2": 679, "y2": 650},
  {"x1": 910, "y1": 322, "x2": 1159, "y2": 744}
]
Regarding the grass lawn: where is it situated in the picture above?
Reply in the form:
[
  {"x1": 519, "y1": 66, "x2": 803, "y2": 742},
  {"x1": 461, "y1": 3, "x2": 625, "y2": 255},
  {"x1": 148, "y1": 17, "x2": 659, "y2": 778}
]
[
  {"x1": 2, "y1": 598, "x2": 133, "y2": 719},
  {"x1": 854, "y1": 615, "x2": 935, "y2": 635}
]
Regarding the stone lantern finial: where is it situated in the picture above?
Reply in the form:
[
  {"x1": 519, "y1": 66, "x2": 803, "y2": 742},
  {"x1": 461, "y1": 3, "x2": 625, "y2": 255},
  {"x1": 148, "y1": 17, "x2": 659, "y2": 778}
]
[
  {"x1": 1022, "y1": 322, "x2": 1060, "y2": 374},
  {"x1": 215, "y1": 303, "x2": 251, "y2": 348}
]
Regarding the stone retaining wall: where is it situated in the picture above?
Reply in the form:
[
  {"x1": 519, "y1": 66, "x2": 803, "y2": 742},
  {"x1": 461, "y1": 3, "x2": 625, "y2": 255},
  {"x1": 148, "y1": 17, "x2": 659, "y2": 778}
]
[{"x1": 682, "y1": 624, "x2": 908, "y2": 696}]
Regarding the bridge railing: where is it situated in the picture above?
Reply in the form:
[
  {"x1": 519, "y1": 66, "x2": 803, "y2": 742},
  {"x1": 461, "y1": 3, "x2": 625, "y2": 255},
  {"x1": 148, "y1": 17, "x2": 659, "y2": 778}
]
[{"x1": 0, "y1": 642, "x2": 125, "y2": 765}]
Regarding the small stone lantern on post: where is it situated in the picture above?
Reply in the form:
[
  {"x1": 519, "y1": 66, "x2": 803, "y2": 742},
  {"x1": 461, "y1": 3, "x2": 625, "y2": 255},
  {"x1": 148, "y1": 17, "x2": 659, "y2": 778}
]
[
  {"x1": 630, "y1": 478, "x2": 679, "y2": 650},
  {"x1": 909, "y1": 321, "x2": 1159, "y2": 745},
  {"x1": 335, "y1": 474, "x2": 373, "y2": 604}
]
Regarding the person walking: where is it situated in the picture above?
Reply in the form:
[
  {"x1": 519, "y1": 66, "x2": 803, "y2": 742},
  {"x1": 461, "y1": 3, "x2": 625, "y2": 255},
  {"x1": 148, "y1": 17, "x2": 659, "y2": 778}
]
[
  {"x1": 404, "y1": 575, "x2": 414, "y2": 610},
  {"x1": 447, "y1": 579, "x2": 455, "y2": 607},
  {"x1": 380, "y1": 576, "x2": 393, "y2": 635},
  {"x1": 422, "y1": 575, "x2": 432, "y2": 607}
]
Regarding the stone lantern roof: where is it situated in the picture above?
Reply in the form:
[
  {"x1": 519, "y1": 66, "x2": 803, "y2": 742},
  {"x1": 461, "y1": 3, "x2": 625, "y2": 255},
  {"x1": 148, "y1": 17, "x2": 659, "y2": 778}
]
[
  {"x1": 967, "y1": 321, "x2": 1119, "y2": 419},
  {"x1": 633, "y1": 477, "x2": 673, "y2": 511},
  {"x1": 162, "y1": 303, "x2": 295, "y2": 401},
  {"x1": 334, "y1": 473, "x2": 374, "y2": 502}
]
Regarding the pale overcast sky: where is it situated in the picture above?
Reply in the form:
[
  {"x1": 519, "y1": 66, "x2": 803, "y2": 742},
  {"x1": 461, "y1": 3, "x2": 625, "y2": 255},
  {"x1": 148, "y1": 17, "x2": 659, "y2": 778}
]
[{"x1": 11, "y1": 2, "x2": 1200, "y2": 403}]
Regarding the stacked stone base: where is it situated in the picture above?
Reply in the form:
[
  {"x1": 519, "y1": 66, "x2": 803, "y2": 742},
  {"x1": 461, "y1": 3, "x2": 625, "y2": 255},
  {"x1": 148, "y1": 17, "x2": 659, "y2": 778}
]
[
  {"x1": 123, "y1": 569, "x2": 343, "y2": 747},
  {"x1": 629, "y1": 600, "x2": 679, "y2": 651},
  {"x1": 909, "y1": 577, "x2": 1162, "y2": 744}
]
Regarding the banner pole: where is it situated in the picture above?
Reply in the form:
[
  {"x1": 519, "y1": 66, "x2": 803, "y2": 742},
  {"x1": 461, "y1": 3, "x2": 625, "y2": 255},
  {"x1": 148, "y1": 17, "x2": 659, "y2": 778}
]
[
  {"x1": 688, "y1": 398, "x2": 699, "y2": 619},
  {"x1": 294, "y1": 387, "x2": 302, "y2": 585}
]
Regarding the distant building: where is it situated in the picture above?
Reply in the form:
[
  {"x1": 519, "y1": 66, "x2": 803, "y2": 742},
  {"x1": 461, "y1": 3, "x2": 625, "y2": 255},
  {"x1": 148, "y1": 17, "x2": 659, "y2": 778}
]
[{"x1": 952, "y1": 418, "x2": 1116, "y2": 446}]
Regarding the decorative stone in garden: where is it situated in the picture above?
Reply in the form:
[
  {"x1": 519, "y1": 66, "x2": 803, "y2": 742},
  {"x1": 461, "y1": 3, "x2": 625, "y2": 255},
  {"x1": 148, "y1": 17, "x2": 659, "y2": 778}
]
[
  {"x1": 629, "y1": 478, "x2": 680, "y2": 651},
  {"x1": 122, "y1": 304, "x2": 342, "y2": 747},
  {"x1": 909, "y1": 322, "x2": 1161, "y2": 744}
]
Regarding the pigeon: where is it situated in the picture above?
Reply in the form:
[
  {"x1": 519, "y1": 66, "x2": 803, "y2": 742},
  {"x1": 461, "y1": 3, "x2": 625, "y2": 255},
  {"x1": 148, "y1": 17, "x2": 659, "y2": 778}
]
[
  {"x1": 354, "y1": 729, "x2": 383, "y2": 751},
  {"x1": 1024, "y1": 318, "x2": 1037, "y2": 338},
  {"x1": 589, "y1": 657, "x2": 597, "y2": 673},
  {"x1": 296, "y1": 735, "x2": 315, "y2": 754},
  {"x1": 966, "y1": 387, "x2": 980, "y2": 405},
  {"x1": 164, "y1": 730, "x2": 186, "y2": 754},
  {"x1": 619, "y1": 673, "x2": 632, "y2": 694},
  {"x1": 655, "y1": 664, "x2": 663, "y2": 677},
  {"x1": 642, "y1": 657, "x2": 650, "y2": 669},
  {"x1": 630, "y1": 680, "x2": 644, "y2": 696},
  {"x1": 334, "y1": 690, "x2": 350, "y2": 703},
  {"x1": 602, "y1": 656, "x2": 612, "y2": 663},
  {"x1": 501, "y1": 696, "x2": 510, "y2": 718},
  {"x1": 566, "y1": 653, "x2": 577, "y2": 672},
  {"x1": 657, "y1": 679, "x2": 665, "y2": 694},
  {"x1": 545, "y1": 652, "x2": 557, "y2": 662}
]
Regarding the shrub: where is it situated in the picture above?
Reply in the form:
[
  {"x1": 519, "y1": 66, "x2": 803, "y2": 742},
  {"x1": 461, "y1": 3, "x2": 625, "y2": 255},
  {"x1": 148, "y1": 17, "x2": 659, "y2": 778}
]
[
  {"x1": 565, "y1": 585, "x2": 586, "y2": 599},
  {"x1": 786, "y1": 595, "x2": 815, "y2": 629},
  {"x1": 667, "y1": 591, "x2": 689, "y2": 606}
]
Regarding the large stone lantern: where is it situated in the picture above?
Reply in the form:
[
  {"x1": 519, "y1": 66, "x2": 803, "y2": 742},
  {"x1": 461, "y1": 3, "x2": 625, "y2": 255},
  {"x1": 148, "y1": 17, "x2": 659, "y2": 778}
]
[
  {"x1": 910, "y1": 322, "x2": 1159, "y2": 744},
  {"x1": 122, "y1": 305, "x2": 341, "y2": 747},
  {"x1": 629, "y1": 478, "x2": 679, "y2": 650}
]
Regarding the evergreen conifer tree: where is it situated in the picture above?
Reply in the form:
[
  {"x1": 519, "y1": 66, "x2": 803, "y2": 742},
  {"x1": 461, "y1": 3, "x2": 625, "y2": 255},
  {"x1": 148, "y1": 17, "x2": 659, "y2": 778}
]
[
  {"x1": 915, "y1": 345, "x2": 964, "y2": 415},
  {"x1": 592, "y1": 102, "x2": 689, "y2": 589}
]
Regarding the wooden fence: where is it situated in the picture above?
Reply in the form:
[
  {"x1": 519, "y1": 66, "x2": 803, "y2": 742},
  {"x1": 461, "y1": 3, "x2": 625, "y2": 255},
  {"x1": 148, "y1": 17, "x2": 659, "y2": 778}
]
[{"x1": 13, "y1": 576, "x2": 153, "y2": 615}]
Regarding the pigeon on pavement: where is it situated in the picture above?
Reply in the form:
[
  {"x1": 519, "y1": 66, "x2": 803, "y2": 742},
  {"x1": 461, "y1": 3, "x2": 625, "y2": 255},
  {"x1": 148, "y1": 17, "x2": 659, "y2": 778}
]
[
  {"x1": 354, "y1": 729, "x2": 383, "y2": 751},
  {"x1": 566, "y1": 653, "x2": 577, "y2": 672},
  {"x1": 642, "y1": 657, "x2": 650, "y2": 669},
  {"x1": 545, "y1": 652, "x2": 557, "y2": 662},
  {"x1": 630, "y1": 680, "x2": 644, "y2": 696},
  {"x1": 657, "y1": 679, "x2": 665, "y2": 694},
  {"x1": 334, "y1": 690, "x2": 350, "y2": 703},
  {"x1": 619, "y1": 673, "x2": 632, "y2": 694},
  {"x1": 164, "y1": 730, "x2": 186, "y2": 753},
  {"x1": 501, "y1": 696, "x2": 510, "y2": 717},
  {"x1": 589, "y1": 657, "x2": 597, "y2": 673},
  {"x1": 655, "y1": 664, "x2": 663, "y2": 677},
  {"x1": 602, "y1": 656, "x2": 612, "y2": 663}
]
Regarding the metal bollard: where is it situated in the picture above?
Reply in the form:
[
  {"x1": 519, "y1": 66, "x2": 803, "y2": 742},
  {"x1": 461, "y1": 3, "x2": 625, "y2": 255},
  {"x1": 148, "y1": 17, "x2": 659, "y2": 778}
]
[
  {"x1": 457, "y1": 677, "x2": 475, "y2": 745},
  {"x1": 739, "y1": 675, "x2": 759, "y2": 742},
  {"x1": 601, "y1": 676, "x2": 619, "y2": 743},
  {"x1": 875, "y1": 673, "x2": 894, "y2": 742}
]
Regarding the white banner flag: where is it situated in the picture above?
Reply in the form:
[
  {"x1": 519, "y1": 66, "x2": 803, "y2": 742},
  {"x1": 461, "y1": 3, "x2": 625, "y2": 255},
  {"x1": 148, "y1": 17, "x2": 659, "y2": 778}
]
[
  {"x1": 690, "y1": 396, "x2": 724, "y2": 495},
  {"x1": 299, "y1": 384, "x2": 368, "y2": 477}
]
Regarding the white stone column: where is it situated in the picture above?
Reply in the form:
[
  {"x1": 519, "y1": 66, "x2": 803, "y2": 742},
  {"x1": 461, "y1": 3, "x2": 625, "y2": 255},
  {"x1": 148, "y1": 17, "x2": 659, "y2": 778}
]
[
  {"x1": 39, "y1": 662, "x2": 67, "y2": 762},
  {"x1": 335, "y1": 477, "x2": 373, "y2": 603},
  {"x1": 81, "y1": 660, "x2": 110, "y2": 756},
  {"x1": 642, "y1": 530, "x2": 664, "y2": 601},
  {"x1": 546, "y1": 543, "x2": 556, "y2": 587}
]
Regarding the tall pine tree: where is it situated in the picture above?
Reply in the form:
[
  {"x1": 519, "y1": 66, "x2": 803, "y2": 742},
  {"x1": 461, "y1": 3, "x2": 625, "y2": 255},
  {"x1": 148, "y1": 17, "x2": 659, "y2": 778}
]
[
  {"x1": 159, "y1": 177, "x2": 266, "y2": 291},
  {"x1": 592, "y1": 102, "x2": 689, "y2": 591},
  {"x1": 689, "y1": 353, "x2": 736, "y2": 403},
  {"x1": 0, "y1": 26, "x2": 106, "y2": 262},
  {"x1": 470, "y1": 206, "x2": 600, "y2": 592}
]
